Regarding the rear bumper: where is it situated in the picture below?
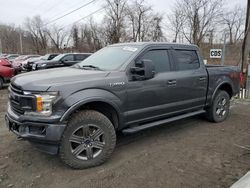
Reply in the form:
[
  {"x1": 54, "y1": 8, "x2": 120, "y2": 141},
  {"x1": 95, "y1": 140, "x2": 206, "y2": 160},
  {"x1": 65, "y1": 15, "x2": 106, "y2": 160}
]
[{"x1": 6, "y1": 106, "x2": 66, "y2": 154}]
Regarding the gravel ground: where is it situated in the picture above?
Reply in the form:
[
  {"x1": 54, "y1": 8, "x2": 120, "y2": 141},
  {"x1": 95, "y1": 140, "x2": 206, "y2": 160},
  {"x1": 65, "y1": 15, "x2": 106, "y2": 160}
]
[{"x1": 0, "y1": 86, "x2": 250, "y2": 188}]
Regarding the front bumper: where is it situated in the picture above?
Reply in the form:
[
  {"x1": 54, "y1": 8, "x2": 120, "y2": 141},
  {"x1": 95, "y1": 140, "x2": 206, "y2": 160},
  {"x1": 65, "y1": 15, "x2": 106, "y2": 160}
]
[{"x1": 6, "y1": 105, "x2": 66, "y2": 154}]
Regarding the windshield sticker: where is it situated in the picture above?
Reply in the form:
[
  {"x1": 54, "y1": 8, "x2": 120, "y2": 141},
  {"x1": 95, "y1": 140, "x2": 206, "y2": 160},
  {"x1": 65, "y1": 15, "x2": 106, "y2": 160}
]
[{"x1": 122, "y1": 46, "x2": 138, "y2": 52}]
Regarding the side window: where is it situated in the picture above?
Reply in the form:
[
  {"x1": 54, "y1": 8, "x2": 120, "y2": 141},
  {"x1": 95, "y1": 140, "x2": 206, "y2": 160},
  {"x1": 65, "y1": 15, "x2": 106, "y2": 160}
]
[
  {"x1": 49, "y1": 55, "x2": 57, "y2": 60},
  {"x1": 174, "y1": 50, "x2": 200, "y2": 71},
  {"x1": 75, "y1": 54, "x2": 86, "y2": 61},
  {"x1": 62, "y1": 55, "x2": 74, "y2": 61},
  {"x1": 140, "y1": 50, "x2": 170, "y2": 73}
]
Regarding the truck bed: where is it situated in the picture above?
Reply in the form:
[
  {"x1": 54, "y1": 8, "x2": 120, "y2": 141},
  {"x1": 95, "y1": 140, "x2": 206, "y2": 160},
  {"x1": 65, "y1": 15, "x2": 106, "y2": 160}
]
[{"x1": 205, "y1": 64, "x2": 240, "y2": 105}]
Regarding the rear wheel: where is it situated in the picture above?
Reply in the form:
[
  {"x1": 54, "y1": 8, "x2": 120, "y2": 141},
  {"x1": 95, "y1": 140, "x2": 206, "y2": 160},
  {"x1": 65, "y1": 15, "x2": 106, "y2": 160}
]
[
  {"x1": 206, "y1": 90, "x2": 230, "y2": 123},
  {"x1": 59, "y1": 110, "x2": 116, "y2": 169}
]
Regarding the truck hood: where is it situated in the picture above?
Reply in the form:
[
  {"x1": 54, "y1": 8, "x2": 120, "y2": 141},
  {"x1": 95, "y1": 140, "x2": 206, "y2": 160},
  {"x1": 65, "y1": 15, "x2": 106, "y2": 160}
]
[{"x1": 12, "y1": 67, "x2": 110, "y2": 91}]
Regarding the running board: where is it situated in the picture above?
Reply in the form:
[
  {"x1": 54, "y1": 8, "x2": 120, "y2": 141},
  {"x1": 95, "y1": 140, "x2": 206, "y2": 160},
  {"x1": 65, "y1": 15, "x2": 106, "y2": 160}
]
[{"x1": 122, "y1": 110, "x2": 206, "y2": 134}]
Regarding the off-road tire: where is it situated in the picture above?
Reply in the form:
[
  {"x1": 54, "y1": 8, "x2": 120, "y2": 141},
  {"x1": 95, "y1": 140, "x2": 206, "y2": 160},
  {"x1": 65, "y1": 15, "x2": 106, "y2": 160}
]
[
  {"x1": 59, "y1": 110, "x2": 116, "y2": 169},
  {"x1": 206, "y1": 90, "x2": 230, "y2": 123}
]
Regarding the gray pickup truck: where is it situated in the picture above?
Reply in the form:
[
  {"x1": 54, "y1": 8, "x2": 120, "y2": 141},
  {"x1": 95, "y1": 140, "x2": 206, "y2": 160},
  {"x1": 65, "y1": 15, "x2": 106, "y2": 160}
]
[{"x1": 6, "y1": 42, "x2": 240, "y2": 169}]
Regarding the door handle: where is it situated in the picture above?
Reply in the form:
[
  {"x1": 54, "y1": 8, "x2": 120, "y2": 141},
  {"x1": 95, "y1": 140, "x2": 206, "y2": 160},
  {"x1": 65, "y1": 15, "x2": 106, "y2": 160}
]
[
  {"x1": 199, "y1": 77, "x2": 206, "y2": 81},
  {"x1": 167, "y1": 80, "x2": 177, "y2": 86}
]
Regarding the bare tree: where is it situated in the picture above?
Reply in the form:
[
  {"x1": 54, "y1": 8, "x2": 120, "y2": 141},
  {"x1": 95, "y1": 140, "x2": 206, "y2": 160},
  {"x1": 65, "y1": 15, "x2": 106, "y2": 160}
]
[
  {"x1": 0, "y1": 24, "x2": 20, "y2": 53},
  {"x1": 125, "y1": 0, "x2": 164, "y2": 42},
  {"x1": 222, "y1": 6, "x2": 245, "y2": 44},
  {"x1": 151, "y1": 16, "x2": 164, "y2": 42},
  {"x1": 71, "y1": 25, "x2": 80, "y2": 51},
  {"x1": 46, "y1": 26, "x2": 68, "y2": 52},
  {"x1": 104, "y1": 0, "x2": 127, "y2": 44},
  {"x1": 88, "y1": 19, "x2": 103, "y2": 50},
  {"x1": 167, "y1": 8, "x2": 185, "y2": 42},
  {"x1": 24, "y1": 16, "x2": 48, "y2": 53},
  {"x1": 171, "y1": 0, "x2": 223, "y2": 46},
  {"x1": 69, "y1": 20, "x2": 104, "y2": 53},
  {"x1": 80, "y1": 24, "x2": 92, "y2": 51},
  {"x1": 126, "y1": 0, "x2": 151, "y2": 42}
]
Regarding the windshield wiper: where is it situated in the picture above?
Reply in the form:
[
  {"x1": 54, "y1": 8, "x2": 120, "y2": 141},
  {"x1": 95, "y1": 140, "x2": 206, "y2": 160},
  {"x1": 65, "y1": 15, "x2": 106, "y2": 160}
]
[{"x1": 81, "y1": 65, "x2": 103, "y2": 71}]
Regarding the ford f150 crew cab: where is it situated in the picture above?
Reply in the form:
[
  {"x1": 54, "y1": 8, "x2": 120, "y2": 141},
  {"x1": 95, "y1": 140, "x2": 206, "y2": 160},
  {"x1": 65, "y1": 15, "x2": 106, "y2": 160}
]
[{"x1": 5, "y1": 42, "x2": 240, "y2": 169}]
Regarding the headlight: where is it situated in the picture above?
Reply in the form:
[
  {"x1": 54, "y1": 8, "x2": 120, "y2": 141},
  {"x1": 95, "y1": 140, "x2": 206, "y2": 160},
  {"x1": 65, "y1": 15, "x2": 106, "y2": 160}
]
[{"x1": 24, "y1": 91, "x2": 59, "y2": 116}]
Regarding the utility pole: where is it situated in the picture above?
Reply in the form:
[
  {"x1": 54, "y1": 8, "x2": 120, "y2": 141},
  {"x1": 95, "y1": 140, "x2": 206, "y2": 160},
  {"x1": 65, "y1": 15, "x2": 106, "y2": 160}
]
[
  {"x1": 19, "y1": 33, "x2": 23, "y2": 54},
  {"x1": 242, "y1": 0, "x2": 250, "y2": 96},
  {"x1": 242, "y1": 0, "x2": 250, "y2": 71},
  {"x1": 221, "y1": 32, "x2": 227, "y2": 65}
]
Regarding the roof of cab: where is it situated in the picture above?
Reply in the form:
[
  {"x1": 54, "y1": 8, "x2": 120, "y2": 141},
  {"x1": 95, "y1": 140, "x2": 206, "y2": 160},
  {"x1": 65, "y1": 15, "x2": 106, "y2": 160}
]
[{"x1": 110, "y1": 42, "x2": 198, "y2": 50}]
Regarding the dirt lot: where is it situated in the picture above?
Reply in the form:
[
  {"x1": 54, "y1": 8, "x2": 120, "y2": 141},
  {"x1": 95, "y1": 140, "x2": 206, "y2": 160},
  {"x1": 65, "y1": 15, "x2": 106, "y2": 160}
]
[{"x1": 0, "y1": 86, "x2": 250, "y2": 188}]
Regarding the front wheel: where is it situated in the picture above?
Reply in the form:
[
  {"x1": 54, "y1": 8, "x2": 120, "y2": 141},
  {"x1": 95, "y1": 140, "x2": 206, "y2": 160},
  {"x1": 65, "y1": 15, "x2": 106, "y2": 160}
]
[
  {"x1": 59, "y1": 110, "x2": 116, "y2": 169},
  {"x1": 206, "y1": 90, "x2": 230, "y2": 123}
]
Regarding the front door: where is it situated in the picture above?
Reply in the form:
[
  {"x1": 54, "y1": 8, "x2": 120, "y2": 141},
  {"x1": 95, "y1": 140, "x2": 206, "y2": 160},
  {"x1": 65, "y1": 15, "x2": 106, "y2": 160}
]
[
  {"x1": 126, "y1": 48, "x2": 175, "y2": 125},
  {"x1": 60, "y1": 55, "x2": 75, "y2": 67}
]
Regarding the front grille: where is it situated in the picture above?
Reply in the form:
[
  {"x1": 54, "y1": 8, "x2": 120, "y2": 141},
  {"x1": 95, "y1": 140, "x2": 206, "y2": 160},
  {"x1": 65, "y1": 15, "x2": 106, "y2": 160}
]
[
  {"x1": 10, "y1": 84, "x2": 23, "y2": 94},
  {"x1": 9, "y1": 84, "x2": 25, "y2": 115}
]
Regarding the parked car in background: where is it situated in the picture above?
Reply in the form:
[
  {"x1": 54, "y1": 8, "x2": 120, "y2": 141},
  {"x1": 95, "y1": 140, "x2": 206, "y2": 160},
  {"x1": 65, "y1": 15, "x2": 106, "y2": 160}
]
[
  {"x1": 11, "y1": 55, "x2": 29, "y2": 72},
  {"x1": 25, "y1": 54, "x2": 59, "y2": 71},
  {"x1": 32, "y1": 53, "x2": 92, "y2": 70},
  {"x1": 23, "y1": 57, "x2": 42, "y2": 71},
  {"x1": 0, "y1": 54, "x2": 8, "y2": 58},
  {"x1": 12, "y1": 55, "x2": 40, "y2": 73},
  {"x1": 0, "y1": 58, "x2": 19, "y2": 78},
  {"x1": 0, "y1": 58, "x2": 12, "y2": 67},
  {"x1": 20, "y1": 55, "x2": 41, "y2": 71},
  {"x1": 6, "y1": 54, "x2": 19, "y2": 61},
  {"x1": 0, "y1": 59, "x2": 15, "y2": 89}
]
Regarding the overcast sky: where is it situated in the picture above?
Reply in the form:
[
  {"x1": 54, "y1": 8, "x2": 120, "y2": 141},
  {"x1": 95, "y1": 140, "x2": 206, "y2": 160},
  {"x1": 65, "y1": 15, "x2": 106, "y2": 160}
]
[{"x1": 0, "y1": 0, "x2": 247, "y2": 28}]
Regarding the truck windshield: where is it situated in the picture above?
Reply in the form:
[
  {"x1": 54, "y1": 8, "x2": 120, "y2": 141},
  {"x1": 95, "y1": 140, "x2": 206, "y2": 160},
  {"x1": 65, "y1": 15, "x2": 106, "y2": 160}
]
[{"x1": 77, "y1": 46, "x2": 138, "y2": 71}]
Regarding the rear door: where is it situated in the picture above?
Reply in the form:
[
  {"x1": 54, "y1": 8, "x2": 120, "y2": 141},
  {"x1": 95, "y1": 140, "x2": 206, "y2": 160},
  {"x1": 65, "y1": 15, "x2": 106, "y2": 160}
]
[{"x1": 169, "y1": 48, "x2": 208, "y2": 111}]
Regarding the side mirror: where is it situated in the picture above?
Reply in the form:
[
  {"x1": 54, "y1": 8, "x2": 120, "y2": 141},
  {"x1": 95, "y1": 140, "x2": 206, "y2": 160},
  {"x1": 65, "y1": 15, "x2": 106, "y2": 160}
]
[{"x1": 130, "y1": 59, "x2": 155, "y2": 80}]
